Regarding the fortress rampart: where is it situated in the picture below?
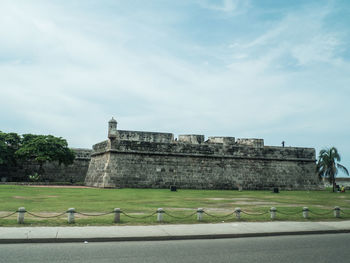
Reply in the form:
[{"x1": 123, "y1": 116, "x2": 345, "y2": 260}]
[{"x1": 84, "y1": 118, "x2": 321, "y2": 190}]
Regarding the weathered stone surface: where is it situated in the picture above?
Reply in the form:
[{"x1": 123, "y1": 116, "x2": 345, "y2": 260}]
[
  {"x1": 85, "y1": 120, "x2": 322, "y2": 190},
  {"x1": 179, "y1": 135, "x2": 204, "y2": 144},
  {"x1": 0, "y1": 148, "x2": 91, "y2": 183},
  {"x1": 208, "y1": 136, "x2": 235, "y2": 145}
]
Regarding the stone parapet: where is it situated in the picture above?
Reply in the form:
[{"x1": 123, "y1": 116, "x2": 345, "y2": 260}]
[
  {"x1": 118, "y1": 130, "x2": 174, "y2": 143},
  {"x1": 236, "y1": 138, "x2": 264, "y2": 147},
  {"x1": 208, "y1": 136, "x2": 235, "y2": 145},
  {"x1": 178, "y1": 135, "x2": 205, "y2": 144},
  {"x1": 72, "y1": 148, "x2": 92, "y2": 160},
  {"x1": 94, "y1": 140, "x2": 315, "y2": 162},
  {"x1": 92, "y1": 141, "x2": 109, "y2": 153}
]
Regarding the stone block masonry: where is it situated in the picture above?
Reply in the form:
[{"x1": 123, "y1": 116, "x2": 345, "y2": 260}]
[
  {"x1": 84, "y1": 118, "x2": 322, "y2": 190},
  {"x1": 0, "y1": 148, "x2": 91, "y2": 183}
]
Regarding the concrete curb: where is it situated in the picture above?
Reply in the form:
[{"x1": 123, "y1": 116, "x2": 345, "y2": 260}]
[
  {"x1": 1, "y1": 229, "x2": 350, "y2": 244},
  {"x1": 2, "y1": 221, "x2": 350, "y2": 244}
]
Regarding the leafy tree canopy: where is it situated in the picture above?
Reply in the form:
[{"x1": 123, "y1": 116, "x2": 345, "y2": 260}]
[
  {"x1": 0, "y1": 131, "x2": 21, "y2": 167},
  {"x1": 1, "y1": 132, "x2": 75, "y2": 176},
  {"x1": 15, "y1": 134, "x2": 75, "y2": 168}
]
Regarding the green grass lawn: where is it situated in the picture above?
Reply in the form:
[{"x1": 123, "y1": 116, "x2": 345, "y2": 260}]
[{"x1": 1, "y1": 185, "x2": 350, "y2": 226}]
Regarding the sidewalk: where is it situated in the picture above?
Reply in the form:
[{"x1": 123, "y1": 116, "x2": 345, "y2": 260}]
[{"x1": 1, "y1": 221, "x2": 350, "y2": 244}]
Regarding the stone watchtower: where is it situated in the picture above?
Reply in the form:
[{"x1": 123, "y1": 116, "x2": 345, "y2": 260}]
[{"x1": 108, "y1": 117, "x2": 118, "y2": 140}]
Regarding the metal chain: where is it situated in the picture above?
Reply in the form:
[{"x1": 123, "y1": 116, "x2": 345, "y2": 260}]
[
  {"x1": 277, "y1": 210, "x2": 302, "y2": 216},
  {"x1": 203, "y1": 211, "x2": 236, "y2": 219},
  {"x1": 121, "y1": 211, "x2": 157, "y2": 219},
  {"x1": 308, "y1": 210, "x2": 333, "y2": 216},
  {"x1": 26, "y1": 211, "x2": 67, "y2": 218},
  {"x1": 241, "y1": 210, "x2": 269, "y2": 216},
  {"x1": 164, "y1": 211, "x2": 197, "y2": 219},
  {"x1": 0, "y1": 211, "x2": 17, "y2": 219},
  {"x1": 340, "y1": 210, "x2": 350, "y2": 215},
  {"x1": 75, "y1": 211, "x2": 114, "y2": 217}
]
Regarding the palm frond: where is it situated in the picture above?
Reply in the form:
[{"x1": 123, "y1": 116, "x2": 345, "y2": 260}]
[
  {"x1": 319, "y1": 149, "x2": 328, "y2": 156},
  {"x1": 330, "y1": 147, "x2": 341, "y2": 162},
  {"x1": 337, "y1": 163, "x2": 349, "y2": 176}
]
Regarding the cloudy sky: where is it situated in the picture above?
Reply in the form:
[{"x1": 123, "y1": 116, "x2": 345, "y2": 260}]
[{"x1": 1, "y1": 0, "x2": 349, "y2": 175}]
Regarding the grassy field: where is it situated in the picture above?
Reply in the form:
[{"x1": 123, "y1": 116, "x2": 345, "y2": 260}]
[{"x1": 1, "y1": 185, "x2": 350, "y2": 226}]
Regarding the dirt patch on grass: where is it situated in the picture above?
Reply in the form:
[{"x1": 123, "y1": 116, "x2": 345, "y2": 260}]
[
  {"x1": 204, "y1": 197, "x2": 305, "y2": 207},
  {"x1": 13, "y1": 196, "x2": 27, "y2": 199},
  {"x1": 0, "y1": 211, "x2": 17, "y2": 217},
  {"x1": 313, "y1": 204, "x2": 335, "y2": 209},
  {"x1": 13, "y1": 195, "x2": 58, "y2": 199},
  {"x1": 205, "y1": 208, "x2": 233, "y2": 212},
  {"x1": 205, "y1": 198, "x2": 230, "y2": 201},
  {"x1": 28, "y1": 185, "x2": 93, "y2": 189},
  {"x1": 206, "y1": 197, "x2": 253, "y2": 201},
  {"x1": 232, "y1": 201, "x2": 279, "y2": 205},
  {"x1": 168, "y1": 208, "x2": 195, "y2": 211}
]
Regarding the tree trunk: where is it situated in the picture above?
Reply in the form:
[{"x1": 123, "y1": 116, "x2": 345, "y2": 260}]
[{"x1": 38, "y1": 162, "x2": 45, "y2": 176}]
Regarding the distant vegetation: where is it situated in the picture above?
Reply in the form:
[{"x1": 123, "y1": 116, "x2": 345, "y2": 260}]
[{"x1": 0, "y1": 131, "x2": 75, "y2": 181}]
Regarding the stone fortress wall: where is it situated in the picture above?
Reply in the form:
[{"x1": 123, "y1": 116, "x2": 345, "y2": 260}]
[
  {"x1": 0, "y1": 148, "x2": 91, "y2": 183},
  {"x1": 84, "y1": 118, "x2": 321, "y2": 190},
  {"x1": 41, "y1": 148, "x2": 92, "y2": 183}
]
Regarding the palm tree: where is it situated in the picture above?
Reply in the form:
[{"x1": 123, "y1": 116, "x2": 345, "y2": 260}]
[{"x1": 316, "y1": 147, "x2": 349, "y2": 192}]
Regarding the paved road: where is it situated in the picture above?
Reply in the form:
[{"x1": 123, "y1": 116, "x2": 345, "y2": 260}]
[{"x1": 1, "y1": 233, "x2": 349, "y2": 263}]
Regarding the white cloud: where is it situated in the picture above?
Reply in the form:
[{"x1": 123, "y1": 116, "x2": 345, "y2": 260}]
[
  {"x1": 0, "y1": 0, "x2": 349, "y2": 176},
  {"x1": 197, "y1": 0, "x2": 250, "y2": 14},
  {"x1": 229, "y1": 6, "x2": 344, "y2": 68}
]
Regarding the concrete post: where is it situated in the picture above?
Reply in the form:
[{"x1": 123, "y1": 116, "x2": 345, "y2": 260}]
[
  {"x1": 235, "y1": 207, "x2": 241, "y2": 220},
  {"x1": 302, "y1": 207, "x2": 309, "y2": 219},
  {"x1": 270, "y1": 207, "x2": 277, "y2": 220},
  {"x1": 114, "y1": 208, "x2": 121, "y2": 223},
  {"x1": 197, "y1": 208, "x2": 204, "y2": 221},
  {"x1": 334, "y1": 206, "x2": 341, "y2": 218},
  {"x1": 17, "y1": 207, "x2": 26, "y2": 224},
  {"x1": 67, "y1": 208, "x2": 76, "y2": 224},
  {"x1": 157, "y1": 208, "x2": 164, "y2": 222}
]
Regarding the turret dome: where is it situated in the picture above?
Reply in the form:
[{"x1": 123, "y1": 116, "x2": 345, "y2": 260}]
[{"x1": 109, "y1": 117, "x2": 117, "y2": 123}]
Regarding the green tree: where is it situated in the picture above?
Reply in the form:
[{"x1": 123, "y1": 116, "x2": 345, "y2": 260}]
[
  {"x1": 316, "y1": 147, "x2": 349, "y2": 192},
  {"x1": 15, "y1": 134, "x2": 75, "y2": 176},
  {"x1": 0, "y1": 135, "x2": 6, "y2": 165},
  {"x1": 0, "y1": 131, "x2": 21, "y2": 167}
]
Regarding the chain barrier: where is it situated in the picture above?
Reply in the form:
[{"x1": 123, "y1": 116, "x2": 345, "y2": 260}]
[
  {"x1": 276, "y1": 210, "x2": 302, "y2": 216},
  {"x1": 1, "y1": 207, "x2": 346, "y2": 221},
  {"x1": 0, "y1": 211, "x2": 17, "y2": 219},
  {"x1": 308, "y1": 210, "x2": 334, "y2": 216},
  {"x1": 241, "y1": 210, "x2": 269, "y2": 216},
  {"x1": 203, "y1": 211, "x2": 236, "y2": 219},
  {"x1": 121, "y1": 211, "x2": 157, "y2": 219},
  {"x1": 340, "y1": 210, "x2": 350, "y2": 215},
  {"x1": 75, "y1": 211, "x2": 114, "y2": 217},
  {"x1": 164, "y1": 211, "x2": 197, "y2": 219},
  {"x1": 26, "y1": 211, "x2": 67, "y2": 218}
]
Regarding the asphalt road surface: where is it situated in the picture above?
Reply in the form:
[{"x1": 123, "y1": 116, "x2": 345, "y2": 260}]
[{"x1": 1, "y1": 233, "x2": 350, "y2": 263}]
